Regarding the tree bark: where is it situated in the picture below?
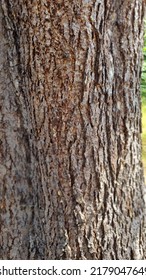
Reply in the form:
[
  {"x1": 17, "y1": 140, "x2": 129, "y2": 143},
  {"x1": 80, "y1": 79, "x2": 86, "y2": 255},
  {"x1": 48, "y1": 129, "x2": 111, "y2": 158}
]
[{"x1": 0, "y1": 0, "x2": 146, "y2": 259}]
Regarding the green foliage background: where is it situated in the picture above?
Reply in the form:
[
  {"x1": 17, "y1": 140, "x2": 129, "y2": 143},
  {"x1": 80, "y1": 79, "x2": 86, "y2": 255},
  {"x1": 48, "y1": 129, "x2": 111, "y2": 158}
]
[{"x1": 141, "y1": 20, "x2": 146, "y2": 179}]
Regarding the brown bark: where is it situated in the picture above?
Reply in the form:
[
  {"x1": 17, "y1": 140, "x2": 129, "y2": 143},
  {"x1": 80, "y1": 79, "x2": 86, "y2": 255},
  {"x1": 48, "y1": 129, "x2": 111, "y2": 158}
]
[{"x1": 0, "y1": 0, "x2": 146, "y2": 259}]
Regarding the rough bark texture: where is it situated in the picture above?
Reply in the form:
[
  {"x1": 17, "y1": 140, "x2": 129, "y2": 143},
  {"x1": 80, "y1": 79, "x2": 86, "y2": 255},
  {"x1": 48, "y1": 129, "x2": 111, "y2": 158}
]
[{"x1": 0, "y1": 0, "x2": 146, "y2": 259}]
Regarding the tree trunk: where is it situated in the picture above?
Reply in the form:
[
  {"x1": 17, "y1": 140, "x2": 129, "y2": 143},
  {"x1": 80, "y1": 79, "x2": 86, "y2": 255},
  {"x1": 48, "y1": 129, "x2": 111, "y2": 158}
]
[{"x1": 0, "y1": 0, "x2": 146, "y2": 259}]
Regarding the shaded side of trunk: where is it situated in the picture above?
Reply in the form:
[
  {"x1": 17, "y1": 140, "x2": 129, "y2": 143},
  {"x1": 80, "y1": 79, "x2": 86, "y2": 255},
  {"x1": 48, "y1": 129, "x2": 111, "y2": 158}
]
[
  {"x1": 0, "y1": 3, "x2": 45, "y2": 259},
  {"x1": 0, "y1": 0, "x2": 145, "y2": 259}
]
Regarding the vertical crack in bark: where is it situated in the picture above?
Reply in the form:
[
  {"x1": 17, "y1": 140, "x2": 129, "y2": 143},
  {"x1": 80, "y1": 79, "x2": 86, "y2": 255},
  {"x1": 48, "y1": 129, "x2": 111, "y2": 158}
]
[{"x1": 1, "y1": 0, "x2": 145, "y2": 259}]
